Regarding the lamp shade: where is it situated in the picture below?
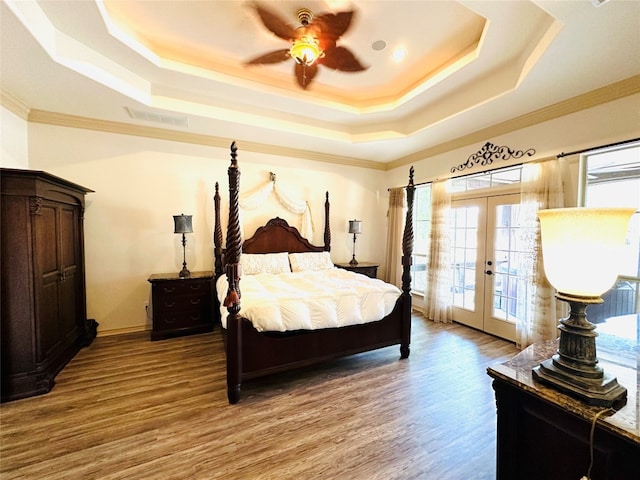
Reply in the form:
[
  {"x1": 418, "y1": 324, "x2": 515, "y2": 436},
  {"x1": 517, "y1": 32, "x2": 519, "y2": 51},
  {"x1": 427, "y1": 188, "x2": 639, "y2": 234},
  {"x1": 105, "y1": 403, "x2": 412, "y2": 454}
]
[
  {"x1": 173, "y1": 214, "x2": 193, "y2": 234},
  {"x1": 349, "y1": 220, "x2": 362, "y2": 234},
  {"x1": 537, "y1": 207, "x2": 634, "y2": 298}
]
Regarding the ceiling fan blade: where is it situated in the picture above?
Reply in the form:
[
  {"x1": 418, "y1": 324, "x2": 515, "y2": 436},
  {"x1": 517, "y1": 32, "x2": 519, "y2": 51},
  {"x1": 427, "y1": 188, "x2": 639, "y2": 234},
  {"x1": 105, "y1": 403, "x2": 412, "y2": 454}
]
[
  {"x1": 295, "y1": 63, "x2": 318, "y2": 89},
  {"x1": 245, "y1": 49, "x2": 290, "y2": 65},
  {"x1": 316, "y1": 11, "x2": 355, "y2": 41},
  {"x1": 253, "y1": 4, "x2": 297, "y2": 41},
  {"x1": 319, "y1": 46, "x2": 367, "y2": 72}
]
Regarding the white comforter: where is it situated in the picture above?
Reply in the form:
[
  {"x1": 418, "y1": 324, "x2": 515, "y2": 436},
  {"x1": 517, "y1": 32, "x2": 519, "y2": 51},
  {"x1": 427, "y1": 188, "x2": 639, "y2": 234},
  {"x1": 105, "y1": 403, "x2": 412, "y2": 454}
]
[{"x1": 216, "y1": 268, "x2": 401, "y2": 332}]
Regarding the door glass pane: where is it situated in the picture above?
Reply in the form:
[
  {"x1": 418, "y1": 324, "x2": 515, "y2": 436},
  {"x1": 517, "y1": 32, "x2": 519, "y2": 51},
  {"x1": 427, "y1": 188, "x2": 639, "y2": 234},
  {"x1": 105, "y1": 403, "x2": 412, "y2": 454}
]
[
  {"x1": 492, "y1": 203, "x2": 528, "y2": 323},
  {"x1": 451, "y1": 206, "x2": 478, "y2": 310}
]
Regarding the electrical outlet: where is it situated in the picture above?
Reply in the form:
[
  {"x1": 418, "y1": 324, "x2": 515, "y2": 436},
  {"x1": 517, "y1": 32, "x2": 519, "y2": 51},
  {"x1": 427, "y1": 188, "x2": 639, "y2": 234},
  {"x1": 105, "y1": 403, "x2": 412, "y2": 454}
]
[{"x1": 144, "y1": 301, "x2": 149, "y2": 312}]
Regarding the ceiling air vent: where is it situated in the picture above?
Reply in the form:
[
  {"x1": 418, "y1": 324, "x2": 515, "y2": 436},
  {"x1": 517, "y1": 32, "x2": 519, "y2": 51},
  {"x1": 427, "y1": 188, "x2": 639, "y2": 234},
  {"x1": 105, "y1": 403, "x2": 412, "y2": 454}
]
[{"x1": 125, "y1": 107, "x2": 189, "y2": 127}]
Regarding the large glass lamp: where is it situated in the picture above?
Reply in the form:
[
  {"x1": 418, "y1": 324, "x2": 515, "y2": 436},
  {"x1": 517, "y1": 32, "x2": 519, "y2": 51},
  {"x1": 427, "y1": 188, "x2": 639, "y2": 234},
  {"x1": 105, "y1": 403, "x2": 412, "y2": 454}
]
[{"x1": 532, "y1": 207, "x2": 635, "y2": 406}]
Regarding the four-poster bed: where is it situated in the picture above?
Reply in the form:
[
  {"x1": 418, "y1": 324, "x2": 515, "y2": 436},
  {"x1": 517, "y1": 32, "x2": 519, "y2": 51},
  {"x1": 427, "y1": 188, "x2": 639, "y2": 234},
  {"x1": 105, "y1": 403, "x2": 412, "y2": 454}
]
[{"x1": 214, "y1": 142, "x2": 415, "y2": 404}]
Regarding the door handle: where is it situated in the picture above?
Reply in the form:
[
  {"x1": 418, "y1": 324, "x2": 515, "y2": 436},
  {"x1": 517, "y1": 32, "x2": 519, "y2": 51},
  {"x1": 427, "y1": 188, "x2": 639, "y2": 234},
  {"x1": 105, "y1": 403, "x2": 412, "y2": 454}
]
[{"x1": 485, "y1": 270, "x2": 493, "y2": 275}]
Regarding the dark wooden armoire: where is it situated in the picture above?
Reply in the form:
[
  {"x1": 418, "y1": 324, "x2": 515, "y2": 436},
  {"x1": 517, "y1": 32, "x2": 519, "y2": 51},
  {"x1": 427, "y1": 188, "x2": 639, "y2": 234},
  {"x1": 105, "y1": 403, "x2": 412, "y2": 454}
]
[{"x1": 1, "y1": 168, "x2": 97, "y2": 402}]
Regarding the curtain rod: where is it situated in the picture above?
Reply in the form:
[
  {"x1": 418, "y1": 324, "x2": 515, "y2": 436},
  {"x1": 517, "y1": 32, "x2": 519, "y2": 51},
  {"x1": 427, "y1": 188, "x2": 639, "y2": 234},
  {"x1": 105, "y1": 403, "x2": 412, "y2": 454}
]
[
  {"x1": 557, "y1": 137, "x2": 640, "y2": 158},
  {"x1": 388, "y1": 162, "x2": 524, "y2": 191},
  {"x1": 389, "y1": 136, "x2": 640, "y2": 191}
]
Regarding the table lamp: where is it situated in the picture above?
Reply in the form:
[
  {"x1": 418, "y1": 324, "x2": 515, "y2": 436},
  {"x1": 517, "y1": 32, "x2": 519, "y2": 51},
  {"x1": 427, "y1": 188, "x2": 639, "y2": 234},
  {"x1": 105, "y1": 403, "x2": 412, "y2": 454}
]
[
  {"x1": 532, "y1": 207, "x2": 635, "y2": 407},
  {"x1": 173, "y1": 213, "x2": 193, "y2": 278},
  {"x1": 349, "y1": 219, "x2": 362, "y2": 266}
]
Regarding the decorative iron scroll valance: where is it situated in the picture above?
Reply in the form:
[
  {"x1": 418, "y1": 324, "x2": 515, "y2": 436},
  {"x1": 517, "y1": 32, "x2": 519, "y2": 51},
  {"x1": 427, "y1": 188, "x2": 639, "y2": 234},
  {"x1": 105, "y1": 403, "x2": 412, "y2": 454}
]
[{"x1": 451, "y1": 142, "x2": 536, "y2": 174}]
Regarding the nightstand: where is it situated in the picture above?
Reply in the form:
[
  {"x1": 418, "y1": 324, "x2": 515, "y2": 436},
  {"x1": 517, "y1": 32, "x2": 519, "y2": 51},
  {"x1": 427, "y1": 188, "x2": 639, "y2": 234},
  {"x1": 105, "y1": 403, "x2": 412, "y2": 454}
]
[
  {"x1": 334, "y1": 262, "x2": 379, "y2": 279},
  {"x1": 147, "y1": 271, "x2": 214, "y2": 341}
]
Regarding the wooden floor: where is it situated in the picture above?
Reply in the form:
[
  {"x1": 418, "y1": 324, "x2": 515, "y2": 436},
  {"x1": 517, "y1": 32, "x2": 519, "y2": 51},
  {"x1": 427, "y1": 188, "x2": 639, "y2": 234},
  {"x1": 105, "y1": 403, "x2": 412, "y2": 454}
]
[{"x1": 0, "y1": 314, "x2": 518, "y2": 480}]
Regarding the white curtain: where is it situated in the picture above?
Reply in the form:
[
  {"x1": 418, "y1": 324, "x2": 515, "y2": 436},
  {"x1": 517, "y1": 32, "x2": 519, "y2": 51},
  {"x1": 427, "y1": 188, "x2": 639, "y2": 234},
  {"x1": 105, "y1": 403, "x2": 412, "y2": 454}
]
[
  {"x1": 239, "y1": 179, "x2": 313, "y2": 240},
  {"x1": 516, "y1": 158, "x2": 568, "y2": 348},
  {"x1": 383, "y1": 187, "x2": 405, "y2": 287},
  {"x1": 423, "y1": 179, "x2": 454, "y2": 323}
]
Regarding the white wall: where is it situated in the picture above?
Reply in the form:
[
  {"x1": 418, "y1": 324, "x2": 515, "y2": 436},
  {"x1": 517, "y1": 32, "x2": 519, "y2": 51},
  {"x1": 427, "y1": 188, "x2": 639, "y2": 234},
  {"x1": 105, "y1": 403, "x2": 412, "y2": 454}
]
[
  {"x1": 0, "y1": 106, "x2": 29, "y2": 168},
  {"x1": 20, "y1": 93, "x2": 640, "y2": 335},
  {"x1": 27, "y1": 125, "x2": 388, "y2": 334}
]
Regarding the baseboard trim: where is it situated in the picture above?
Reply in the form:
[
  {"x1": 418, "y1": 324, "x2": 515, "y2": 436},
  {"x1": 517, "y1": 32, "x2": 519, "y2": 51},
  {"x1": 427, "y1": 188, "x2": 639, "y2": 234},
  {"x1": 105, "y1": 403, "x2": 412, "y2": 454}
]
[{"x1": 97, "y1": 326, "x2": 149, "y2": 337}]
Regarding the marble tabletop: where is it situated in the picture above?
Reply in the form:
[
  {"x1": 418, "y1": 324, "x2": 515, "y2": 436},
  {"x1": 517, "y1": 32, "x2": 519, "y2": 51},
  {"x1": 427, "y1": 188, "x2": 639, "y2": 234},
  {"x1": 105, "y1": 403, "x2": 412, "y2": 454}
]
[{"x1": 487, "y1": 335, "x2": 639, "y2": 446}]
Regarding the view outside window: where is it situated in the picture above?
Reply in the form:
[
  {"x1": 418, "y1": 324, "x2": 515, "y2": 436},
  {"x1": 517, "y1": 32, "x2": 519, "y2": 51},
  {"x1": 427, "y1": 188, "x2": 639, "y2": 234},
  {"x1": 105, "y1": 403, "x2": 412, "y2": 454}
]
[
  {"x1": 492, "y1": 202, "x2": 529, "y2": 323},
  {"x1": 451, "y1": 204, "x2": 479, "y2": 311},
  {"x1": 582, "y1": 144, "x2": 640, "y2": 323},
  {"x1": 411, "y1": 184, "x2": 431, "y2": 294}
]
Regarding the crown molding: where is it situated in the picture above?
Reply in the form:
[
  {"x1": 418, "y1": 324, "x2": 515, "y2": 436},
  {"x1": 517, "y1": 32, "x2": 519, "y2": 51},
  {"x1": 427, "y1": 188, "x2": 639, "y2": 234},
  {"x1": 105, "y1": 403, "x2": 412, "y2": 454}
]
[
  {"x1": 0, "y1": 89, "x2": 30, "y2": 120},
  {"x1": 385, "y1": 75, "x2": 640, "y2": 171},
  {"x1": 26, "y1": 110, "x2": 386, "y2": 171}
]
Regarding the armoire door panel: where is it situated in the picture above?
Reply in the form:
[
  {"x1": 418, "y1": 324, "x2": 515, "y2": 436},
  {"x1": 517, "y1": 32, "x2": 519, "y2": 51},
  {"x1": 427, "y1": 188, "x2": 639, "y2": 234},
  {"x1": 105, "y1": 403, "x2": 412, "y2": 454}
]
[
  {"x1": 60, "y1": 206, "x2": 78, "y2": 270},
  {"x1": 37, "y1": 205, "x2": 59, "y2": 275}
]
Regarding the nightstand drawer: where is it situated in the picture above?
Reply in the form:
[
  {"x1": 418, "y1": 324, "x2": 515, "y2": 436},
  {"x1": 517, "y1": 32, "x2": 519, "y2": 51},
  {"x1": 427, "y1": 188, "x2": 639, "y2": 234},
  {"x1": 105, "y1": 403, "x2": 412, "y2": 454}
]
[
  {"x1": 154, "y1": 307, "x2": 209, "y2": 330},
  {"x1": 157, "y1": 280, "x2": 209, "y2": 296},
  {"x1": 155, "y1": 293, "x2": 208, "y2": 314}
]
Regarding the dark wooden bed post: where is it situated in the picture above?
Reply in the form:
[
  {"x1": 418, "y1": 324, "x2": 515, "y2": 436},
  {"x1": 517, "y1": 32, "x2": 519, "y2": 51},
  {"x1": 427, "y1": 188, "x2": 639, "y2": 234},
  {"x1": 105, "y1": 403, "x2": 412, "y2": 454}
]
[
  {"x1": 400, "y1": 166, "x2": 415, "y2": 358},
  {"x1": 324, "y1": 191, "x2": 331, "y2": 252},
  {"x1": 213, "y1": 182, "x2": 223, "y2": 278},
  {"x1": 223, "y1": 142, "x2": 243, "y2": 404}
]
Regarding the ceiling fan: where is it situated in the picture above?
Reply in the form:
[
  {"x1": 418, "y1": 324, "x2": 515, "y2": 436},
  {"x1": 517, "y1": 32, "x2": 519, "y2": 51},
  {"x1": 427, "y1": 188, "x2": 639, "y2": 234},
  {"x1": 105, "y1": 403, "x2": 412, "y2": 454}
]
[{"x1": 245, "y1": 4, "x2": 368, "y2": 89}]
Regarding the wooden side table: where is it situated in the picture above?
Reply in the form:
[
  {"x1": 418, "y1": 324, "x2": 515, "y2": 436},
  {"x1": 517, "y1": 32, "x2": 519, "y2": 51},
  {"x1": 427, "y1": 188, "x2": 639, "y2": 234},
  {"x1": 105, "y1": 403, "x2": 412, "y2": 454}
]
[
  {"x1": 334, "y1": 262, "x2": 379, "y2": 279},
  {"x1": 487, "y1": 339, "x2": 639, "y2": 480},
  {"x1": 147, "y1": 271, "x2": 214, "y2": 341}
]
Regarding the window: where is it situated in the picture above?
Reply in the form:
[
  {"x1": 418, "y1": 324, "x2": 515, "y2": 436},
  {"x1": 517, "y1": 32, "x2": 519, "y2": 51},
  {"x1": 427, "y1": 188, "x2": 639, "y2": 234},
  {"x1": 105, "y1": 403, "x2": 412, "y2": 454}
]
[
  {"x1": 411, "y1": 184, "x2": 431, "y2": 294},
  {"x1": 580, "y1": 142, "x2": 640, "y2": 323},
  {"x1": 451, "y1": 165, "x2": 522, "y2": 193}
]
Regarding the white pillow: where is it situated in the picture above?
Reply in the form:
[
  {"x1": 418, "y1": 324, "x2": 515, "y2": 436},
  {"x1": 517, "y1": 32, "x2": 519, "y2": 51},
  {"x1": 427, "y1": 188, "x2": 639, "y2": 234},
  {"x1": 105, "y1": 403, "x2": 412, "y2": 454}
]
[
  {"x1": 241, "y1": 252, "x2": 290, "y2": 275},
  {"x1": 289, "y1": 251, "x2": 334, "y2": 272}
]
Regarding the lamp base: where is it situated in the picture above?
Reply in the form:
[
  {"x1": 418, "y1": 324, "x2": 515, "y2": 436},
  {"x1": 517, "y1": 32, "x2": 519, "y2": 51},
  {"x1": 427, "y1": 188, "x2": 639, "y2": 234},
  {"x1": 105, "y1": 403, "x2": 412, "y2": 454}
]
[
  {"x1": 349, "y1": 257, "x2": 358, "y2": 266},
  {"x1": 533, "y1": 357, "x2": 626, "y2": 407},
  {"x1": 532, "y1": 295, "x2": 627, "y2": 408},
  {"x1": 179, "y1": 267, "x2": 191, "y2": 278}
]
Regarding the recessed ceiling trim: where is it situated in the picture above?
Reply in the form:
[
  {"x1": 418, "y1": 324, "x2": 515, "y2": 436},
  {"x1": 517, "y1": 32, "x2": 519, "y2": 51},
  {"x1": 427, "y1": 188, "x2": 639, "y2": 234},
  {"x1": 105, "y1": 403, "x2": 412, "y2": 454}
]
[
  {"x1": 97, "y1": 0, "x2": 489, "y2": 113},
  {"x1": 125, "y1": 107, "x2": 189, "y2": 127},
  {"x1": 6, "y1": 0, "x2": 151, "y2": 104}
]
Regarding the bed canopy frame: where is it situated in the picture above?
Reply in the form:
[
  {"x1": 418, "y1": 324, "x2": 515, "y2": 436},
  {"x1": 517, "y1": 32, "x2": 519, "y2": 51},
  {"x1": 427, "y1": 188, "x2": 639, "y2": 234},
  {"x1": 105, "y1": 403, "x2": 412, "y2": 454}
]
[{"x1": 214, "y1": 142, "x2": 415, "y2": 403}]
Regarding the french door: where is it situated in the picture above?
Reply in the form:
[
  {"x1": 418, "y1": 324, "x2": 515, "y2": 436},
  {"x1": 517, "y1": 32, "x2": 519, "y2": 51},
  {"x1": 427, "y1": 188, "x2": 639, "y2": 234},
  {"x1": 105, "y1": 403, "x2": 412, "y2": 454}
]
[{"x1": 450, "y1": 193, "x2": 527, "y2": 341}]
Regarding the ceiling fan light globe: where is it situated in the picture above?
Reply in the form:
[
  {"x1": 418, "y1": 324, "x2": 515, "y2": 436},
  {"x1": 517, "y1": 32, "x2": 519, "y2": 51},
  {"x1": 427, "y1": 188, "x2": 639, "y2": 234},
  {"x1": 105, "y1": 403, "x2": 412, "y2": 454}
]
[{"x1": 290, "y1": 36, "x2": 321, "y2": 66}]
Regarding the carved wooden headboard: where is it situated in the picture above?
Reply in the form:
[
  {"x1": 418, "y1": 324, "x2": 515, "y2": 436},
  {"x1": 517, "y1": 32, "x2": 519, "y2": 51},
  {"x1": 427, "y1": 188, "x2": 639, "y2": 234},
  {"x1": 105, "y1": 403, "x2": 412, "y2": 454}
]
[{"x1": 242, "y1": 216, "x2": 330, "y2": 254}]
